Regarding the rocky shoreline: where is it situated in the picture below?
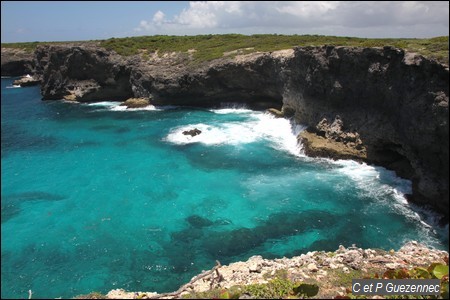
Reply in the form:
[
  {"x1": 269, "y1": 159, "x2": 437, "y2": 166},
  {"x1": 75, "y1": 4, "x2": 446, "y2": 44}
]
[
  {"x1": 1, "y1": 44, "x2": 448, "y2": 221},
  {"x1": 93, "y1": 241, "x2": 448, "y2": 299},
  {"x1": 2, "y1": 44, "x2": 448, "y2": 299}
]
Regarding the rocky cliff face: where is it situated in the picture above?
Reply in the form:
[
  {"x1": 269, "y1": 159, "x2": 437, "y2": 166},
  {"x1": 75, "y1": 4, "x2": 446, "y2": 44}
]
[
  {"x1": 33, "y1": 45, "x2": 133, "y2": 101},
  {"x1": 1, "y1": 48, "x2": 35, "y2": 76},
  {"x1": 283, "y1": 46, "x2": 449, "y2": 220},
  {"x1": 1, "y1": 44, "x2": 448, "y2": 220}
]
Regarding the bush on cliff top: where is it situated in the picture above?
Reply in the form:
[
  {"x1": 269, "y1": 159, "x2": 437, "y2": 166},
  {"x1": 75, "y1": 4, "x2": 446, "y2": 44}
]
[{"x1": 2, "y1": 34, "x2": 448, "y2": 64}]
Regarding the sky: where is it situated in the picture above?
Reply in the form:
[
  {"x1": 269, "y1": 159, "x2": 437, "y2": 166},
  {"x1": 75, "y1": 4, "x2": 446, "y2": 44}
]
[{"x1": 1, "y1": 1, "x2": 449, "y2": 43}]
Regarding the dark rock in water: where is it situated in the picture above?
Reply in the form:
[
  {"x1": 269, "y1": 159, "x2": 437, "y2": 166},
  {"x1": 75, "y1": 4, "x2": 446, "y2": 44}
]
[
  {"x1": 1, "y1": 191, "x2": 66, "y2": 223},
  {"x1": 182, "y1": 128, "x2": 202, "y2": 137},
  {"x1": 4, "y1": 191, "x2": 66, "y2": 202},
  {"x1": 186, "y1": 215, "x2": 214, "y2": 228},
  {"x1": 12, "y1": 75, "x2": 40, "y2": 87},
  {"x1": 1, "y1": 202, "x2": 20, "y2": 223},
  {"x1": 171, "y1": 228, "x2": 204, "y2": 243},
  {"x1": 203, "y1": 210, "x2": 334, "y2": 257},
  {"x1": 213, "y1": 218, "x2": 232, "y2": 226}
]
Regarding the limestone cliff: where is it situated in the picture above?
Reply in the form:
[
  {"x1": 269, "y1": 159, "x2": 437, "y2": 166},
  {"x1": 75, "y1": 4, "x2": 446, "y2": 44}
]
[
  {"x1": 1, "y1": 44, "x2": 448, "y2": 220},
  {"x1": 1, "y1": 48, "x2": 35, "y2": 76},
  {"x1": 283, "y1": 46, "x2": 449, "y2": 221}
]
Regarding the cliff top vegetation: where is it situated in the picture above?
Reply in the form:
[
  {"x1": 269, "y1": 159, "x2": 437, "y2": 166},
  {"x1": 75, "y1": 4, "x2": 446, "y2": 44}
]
[{"x1": 1, "y1": 34, "x2": 448, "y2": 64}]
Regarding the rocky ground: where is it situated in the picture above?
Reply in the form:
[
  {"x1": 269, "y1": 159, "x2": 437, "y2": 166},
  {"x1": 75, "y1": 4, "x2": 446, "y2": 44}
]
[{"x1": 96, "y1": 241, "x2": 448, "y2": 299}]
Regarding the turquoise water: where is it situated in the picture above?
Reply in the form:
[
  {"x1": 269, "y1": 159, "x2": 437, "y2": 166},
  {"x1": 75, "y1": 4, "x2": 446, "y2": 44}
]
[{"x1": 1, "y1": 78, "x2": 447, "y2": 299}]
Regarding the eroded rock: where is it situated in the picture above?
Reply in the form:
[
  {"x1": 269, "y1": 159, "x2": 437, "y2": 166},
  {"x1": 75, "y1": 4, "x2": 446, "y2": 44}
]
[
  {"x1": 12, "y1": 74, "x2": 40, "y2": 87},
  {"x1": 120, "y1": 97, "x2": 150, "y2": 108}
]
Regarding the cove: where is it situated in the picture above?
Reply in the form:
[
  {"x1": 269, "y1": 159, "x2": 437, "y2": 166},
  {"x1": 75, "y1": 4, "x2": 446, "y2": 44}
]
[{"x1": 1, "y1": 78, "x2": 448, "y2": 299}]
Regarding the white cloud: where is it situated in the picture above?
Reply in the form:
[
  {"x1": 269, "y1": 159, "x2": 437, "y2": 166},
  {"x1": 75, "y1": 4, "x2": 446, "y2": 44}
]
[
  {"x1": 174, "y1": 1, "x2": 219, "y2": 28},
  {"x1": 152, "y1": 10, "x2": 165, "y2": 25},
  {"x1": 134, "y1": 1, "x2": 449, "y2": 38},
  {"x1": 276, "y1": 1, "x2": 339, "y2": 19}
]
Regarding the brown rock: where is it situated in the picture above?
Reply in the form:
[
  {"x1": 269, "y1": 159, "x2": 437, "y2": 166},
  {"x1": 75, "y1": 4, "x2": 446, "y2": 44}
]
[
  {"x1": 299, "y1": 128, "x2": 367, "y2": 161},
  {"x1": 266, "y1": 108, "x2": 284, "y2": 118},
  {"x1": 120, "y1": 98, "x2": 150, "y2": 108}
]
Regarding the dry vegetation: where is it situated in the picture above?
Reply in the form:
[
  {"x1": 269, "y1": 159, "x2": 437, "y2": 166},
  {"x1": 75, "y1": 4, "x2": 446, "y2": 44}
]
[{"x1": 2, "y1": 34, "x2": 448, "y2": 64}]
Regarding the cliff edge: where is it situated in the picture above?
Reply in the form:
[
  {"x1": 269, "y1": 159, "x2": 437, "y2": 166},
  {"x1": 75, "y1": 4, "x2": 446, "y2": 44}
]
[
  {"x1": 1, "y1": 44, "x2": 448, "y2": 220},
  {"x1": 76, "y1": 241, "x2": 448, "y2": 299}
]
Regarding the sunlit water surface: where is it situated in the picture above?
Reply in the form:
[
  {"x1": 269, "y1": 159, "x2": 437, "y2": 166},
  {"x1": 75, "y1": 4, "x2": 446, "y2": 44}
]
[{"x1": 1, "y1": 78, "x2": 447, "y2": 298}]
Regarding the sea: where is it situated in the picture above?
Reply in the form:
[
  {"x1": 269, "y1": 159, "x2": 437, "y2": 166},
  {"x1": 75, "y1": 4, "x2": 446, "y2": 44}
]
[{"x1": 1, "y1": 77, "x2": 448, "y2": 299}]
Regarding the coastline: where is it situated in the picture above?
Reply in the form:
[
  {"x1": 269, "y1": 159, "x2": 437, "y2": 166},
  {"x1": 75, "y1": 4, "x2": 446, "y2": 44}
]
[
  {"x1": 2, "y1": 43, "x2": 448, "y2": 220},
  {"x1": 1, "y1": 40, "x2": 448, "y2": 298},
  {"x1": 82, "y1": 241, "x2": 448, "y2": 299}
]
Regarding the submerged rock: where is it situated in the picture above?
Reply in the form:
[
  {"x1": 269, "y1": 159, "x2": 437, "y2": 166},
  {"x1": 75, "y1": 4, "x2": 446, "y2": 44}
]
[{"x1": 186, "y1": 215, "x2": 214, "y2": 228}]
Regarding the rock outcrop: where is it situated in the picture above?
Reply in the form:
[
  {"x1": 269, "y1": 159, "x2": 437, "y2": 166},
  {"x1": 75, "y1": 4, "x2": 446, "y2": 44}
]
[
  {"x1": 120, "y1": 97, "x2": 150, "y2": 108},
  {"x1": 34, "y1": 45, "x2": 133, "y2": 101},
  {"x1": 12, "y1": 74, "x2": 40, "y2": 87},
  {"x1": 102, "y1": 241, "x2": 448, "y2": 299},
  {"x1": 282, "y1": 46, "x2": 448, "y2": 221},
  {"x1": 1, "y1": 48, "x2": 35, "y2": 76},
  {"x1": 1, "y1": 44, "x2": 448, "y2": 220}
]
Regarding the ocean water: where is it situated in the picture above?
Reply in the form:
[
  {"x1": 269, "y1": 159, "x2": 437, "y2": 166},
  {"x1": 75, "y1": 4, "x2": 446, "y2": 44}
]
[{"x1": 1, "y1": 77, "x2": 447, "y2": 299}]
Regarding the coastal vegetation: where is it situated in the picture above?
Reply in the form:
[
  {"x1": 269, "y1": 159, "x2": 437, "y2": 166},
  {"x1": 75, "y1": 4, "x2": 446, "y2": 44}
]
[
  {"x1": 73, "y1": 261, "x2": 449, "y2": 299},
  {"x1": 1, "y1": 34, "x2": 448, "y2": 64}
]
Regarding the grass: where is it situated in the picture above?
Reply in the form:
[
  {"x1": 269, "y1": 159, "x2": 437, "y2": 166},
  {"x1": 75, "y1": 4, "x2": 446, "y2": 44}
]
[{"x1": 2, "y1": 34, "x2": 448, "y2": 64}]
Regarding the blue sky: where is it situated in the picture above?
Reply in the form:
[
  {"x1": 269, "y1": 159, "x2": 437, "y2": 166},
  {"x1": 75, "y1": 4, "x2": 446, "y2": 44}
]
[{"x1": 1, "y1": 1, "x2": 449, "y2": 43}]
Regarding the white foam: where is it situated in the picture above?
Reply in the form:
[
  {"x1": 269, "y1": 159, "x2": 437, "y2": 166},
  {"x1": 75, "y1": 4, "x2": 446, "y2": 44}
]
[
  {"x1": 62, "y1": 100, "x2": 80, "y2": 104},
  {"x1": 5, "y1": 85, "x2": 21, "y2": 89},
  {"x1": 87, "y1": 101, "x2": 122, "y2": 107},
  {"x1": 110, "y1": 105, "x2": 159, "y2": 111},
  {"x1": 165, "y1": 123, "x2": 257, "y2": 145},
  {"x1": 253, "y1": 114, "x2": 306, "y2": 156},
  {"x1": 211, "y1": 108, "x2": 253, "y2": 114},
  {"x1": 165, "y1": 112, "x2": 306, "y2": 156},
  {"x1": 86, "y1": 101, "x2": 160, "y2": 112},
  {"x1": 331, "y1": 159, "x2": 446, "y2": 233}
]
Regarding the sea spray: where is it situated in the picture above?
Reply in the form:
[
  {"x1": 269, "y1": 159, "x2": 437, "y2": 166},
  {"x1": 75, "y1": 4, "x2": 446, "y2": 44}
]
[{"x1": 166, "y1": 109, "x2": 306, "y2": 156}]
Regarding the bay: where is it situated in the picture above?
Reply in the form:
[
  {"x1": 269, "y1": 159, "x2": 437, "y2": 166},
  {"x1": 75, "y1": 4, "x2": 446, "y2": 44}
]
[{"x1": 1, "y1": 78, "x2": 447, "y2": 299}]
